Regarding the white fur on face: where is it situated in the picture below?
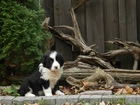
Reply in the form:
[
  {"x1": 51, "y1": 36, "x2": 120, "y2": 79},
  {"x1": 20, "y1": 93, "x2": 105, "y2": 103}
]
[{"x1": 50, "y1": 51, "x2": 60, "y2": 70}]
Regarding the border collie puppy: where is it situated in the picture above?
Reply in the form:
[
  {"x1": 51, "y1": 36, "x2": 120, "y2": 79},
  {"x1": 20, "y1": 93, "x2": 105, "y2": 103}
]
[{"x1": 18, "y1": 51, "x2": 64, "y2": 97}]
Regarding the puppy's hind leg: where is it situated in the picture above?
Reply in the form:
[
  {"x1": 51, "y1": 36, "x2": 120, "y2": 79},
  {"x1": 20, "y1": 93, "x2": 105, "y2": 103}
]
[
  {"x1": 55, "y1": 90, "x2": 65, "y2": 95},
  {"x1": 39, "y1": 79, "x2": 53, "y2": 96},
  {"x1": 53, "y1": 83, "x2": 65, "y2": 95},
  {"x1": 25, "y1": 87, "x2": 35, "y2": 97}
]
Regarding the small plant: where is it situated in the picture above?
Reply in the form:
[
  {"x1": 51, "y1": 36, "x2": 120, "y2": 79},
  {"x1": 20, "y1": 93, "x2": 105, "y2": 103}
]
[
  {"x1": 38, "y1": 98, "x2": 47, "y2": 105},
  {"x1": 0, "y1": 0, "x2": 52, "y2": 78},
  {"x1": 116, "y1": 98, "x2": 125, "y2": 105},
  {"x1": 3, "y1": 84, "x2": 20, "y2": 96}
]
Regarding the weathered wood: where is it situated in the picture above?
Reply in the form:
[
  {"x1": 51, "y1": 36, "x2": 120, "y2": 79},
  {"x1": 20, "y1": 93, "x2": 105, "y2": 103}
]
[
  {"x1": 67, "y1": 74, "x2": 140, "y2": 89},
  {"x1": 137, "y1": 0, "x2": 140, "y2": 42},
  {"x1": 73, "y1": 0, "x2": 87, "y2": 42},
  {"x1": 104, "y1": 39, "x2": 140, "y2": 70},
  {"x1": 66, "y1": 68, "x2": 140, "y2": 89},
  {"x1": 44, "y1": 5, "x2": 140, "y2": 88},
  {"x1": 6, "y1": 68, "x2": 140, "y2": 85},
  {"x1": 42, "y1": 17, "x2": 50, "y2": 30},
  {"x1": 118, "y1": 0, "x2": 127, "y2": 40},
  {"x1": 77, "y1": 55, "x2": 114, "y2": 69},
  {"x1": 103, "y1": 0, "x2": 119, "y2": 51},
  {"x1": 49, "y1": 8, "x2": 115, "y2": 69},
  {"x1": 99, "y1": 49, "x2": 128, "y2": 61},
  {"x1": 54, "y1": 0, "x2": 73, "y2": 61},
  {"x1": 42, "y1": 0, "x2": 54, "y2": 26},
  {"x1": 125, "y1": 0, "x2": 137, "y2": 69},
  {"x1": 66, "y1": 68, "x2": 117, "y2": 88},
  {"x1": 50, "y1": 8, "x2": 97, "y2": 55},
  {"x1": 74, "y1": 0, "x2": 90, "y2": 11},
  {"x1": 86, "y1": 0, "x2": 104, "y2": 53},
  {"x1": 62, "y1": 67, "x2": 140, "y2": 83},
  {"x1": 48, "y1": 8, "x2": 140, "y2": 71},
  {"x1": 126, "y1": 0, "x2": 137, "y2": 42},
  {"x1": 43, "y1": 0, "x2": 138, "y2": 70}
]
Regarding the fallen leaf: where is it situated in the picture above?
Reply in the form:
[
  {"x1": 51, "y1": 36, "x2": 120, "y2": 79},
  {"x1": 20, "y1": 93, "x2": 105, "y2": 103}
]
[
  {"x1": 83, "y1": 82, "x2": 97, "y2": 87},
  {"x1": 61, "y1": 86, "x2": 71, "y2": 95},
  {"x1": 135, "y1": 87, "x2": 140, "y2": 94},
  {"x1": 131, "y1": 91, "x2": 137, "y2": 95},
  {"x1": 99, "y1": 86, "x2": 105, "y2": 90},
  {"x1": 74, "y1": 88, "x2": 79, "y2": 94},
  {"x1": 115, "y1": 88, "x2": 123, "y2": 95},
  {"x1": 79, "y1": 86, "x2": 85, "y2": 92},
  {"x1": 125, "y1": 85, "x2": 133, "y2": 94},
  {"x1": 121, "y1": 88, "x2": 127, "y2": 94},
  {"x1": 63, "y1": 102, "x2": 70, "y2": 105},
  {"x1": 109, "y1": 85, "x2": 114, "y2": 90},
  {"x1": 83, "y1": 81, "x2": 98, "y2": 90}
]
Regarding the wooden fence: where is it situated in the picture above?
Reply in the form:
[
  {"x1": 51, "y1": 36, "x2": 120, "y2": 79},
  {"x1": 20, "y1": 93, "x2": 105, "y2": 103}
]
[{"x1": 43, "y1": 0, "x2": 140, "y2": 69}]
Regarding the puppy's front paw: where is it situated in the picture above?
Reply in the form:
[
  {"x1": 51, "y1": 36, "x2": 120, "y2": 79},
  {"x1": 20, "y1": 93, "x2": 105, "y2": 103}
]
[
  {"x1": 55, "y1": 90, "x2": 65, "y2": 95},
  {"x1": 45, "y1": 93, "x2": 53, "y2": 96}
]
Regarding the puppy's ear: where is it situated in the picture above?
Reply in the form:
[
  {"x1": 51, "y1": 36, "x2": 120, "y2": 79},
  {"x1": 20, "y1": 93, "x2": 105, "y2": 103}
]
[
  {"x1": 57, "y1": 53, "x2": 64, "y2": 67},
  {"x1": 40, "y1": 54, "x2": 46, "y2": 63}
]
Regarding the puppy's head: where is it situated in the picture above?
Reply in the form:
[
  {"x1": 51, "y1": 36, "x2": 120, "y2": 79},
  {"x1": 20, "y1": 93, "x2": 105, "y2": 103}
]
[{"x1": 40, "y1": 51, "x2": 64, "y2": 71}]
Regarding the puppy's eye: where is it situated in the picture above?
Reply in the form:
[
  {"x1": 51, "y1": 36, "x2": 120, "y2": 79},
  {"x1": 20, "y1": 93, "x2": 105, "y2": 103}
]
[
  {"x1": 49, "y1": 58, "x2": 53, "y2": 63},
  {"x1": 56, "y1": 56, "x2": 60, "y2": 61}
]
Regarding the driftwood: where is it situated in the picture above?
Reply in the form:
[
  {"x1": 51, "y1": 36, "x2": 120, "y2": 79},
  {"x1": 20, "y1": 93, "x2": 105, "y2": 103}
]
[
  {"x1": 48, "y1": 8, "x2": 140, "y2": 70},
  {"x1": 74, "y1": 0, "x2": 90, "y2": 11},
  {"x1": 66, "y1": 68, "x2": 140, "y2": 89},
  {"x1": 49, "y1": 8, "x2": 96, "y2": 55},
  {"x1": 49, "y1": 8, "x2": 114, "y2": 69},
  {"x1": 77, "y1": 55, "x2": 114, "y2": 69},
  {"x1": 41, "y1": 7, "x2": 140, "y2": 88},
  {"x1": 62, "y1": 67, "x2": 140, "y2": 83},
  {"x1": 99, "y1": 39, "x2": 140, "y2": 70}
]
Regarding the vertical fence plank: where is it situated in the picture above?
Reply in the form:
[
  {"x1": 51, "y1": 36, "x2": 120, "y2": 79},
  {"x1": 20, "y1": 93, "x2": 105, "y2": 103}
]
[
  {"x1": 118, "y1": 0, "x2": 128, "y2": 69},
  {"x1": 126, "y1": 0, "x2": 137, "y2": 42},
  {"x1": 42, "y1": 0, "x2": 54, "y2": 26},
  {"x1": 54, "y1": 0, "x2": 73, "y2": 60},
  {"x1": 118, "y1": 0, "x2": 127, "y2": 40},
  {"x1": 86, "y1": 0, "x2": 104, "y2": 53},
  {"x1": 136, "y1": 0, "x2": 140, "y2": 43},
  {"x1": 103, "y1": 0, "x2": 119, "y2": 51},
  {"x1": 121, "y1": 0, "x2": 137, "y2": 69}
]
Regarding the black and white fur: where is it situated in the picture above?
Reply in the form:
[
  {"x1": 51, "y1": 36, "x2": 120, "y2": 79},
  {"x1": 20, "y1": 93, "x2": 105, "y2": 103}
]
[{"x1": 18, "y1": 51, "x2": 64, "y2": 97}]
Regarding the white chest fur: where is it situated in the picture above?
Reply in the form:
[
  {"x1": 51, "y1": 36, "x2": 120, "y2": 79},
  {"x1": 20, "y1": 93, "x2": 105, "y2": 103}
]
[{"x1": 40, "y1": 67, "x2": 63, "y2": 88}]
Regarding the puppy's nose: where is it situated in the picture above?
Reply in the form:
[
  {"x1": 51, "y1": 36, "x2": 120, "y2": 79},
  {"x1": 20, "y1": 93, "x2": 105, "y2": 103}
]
[{"x1": 55, "y1": 66, "x2": 58, "y2": 69}]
